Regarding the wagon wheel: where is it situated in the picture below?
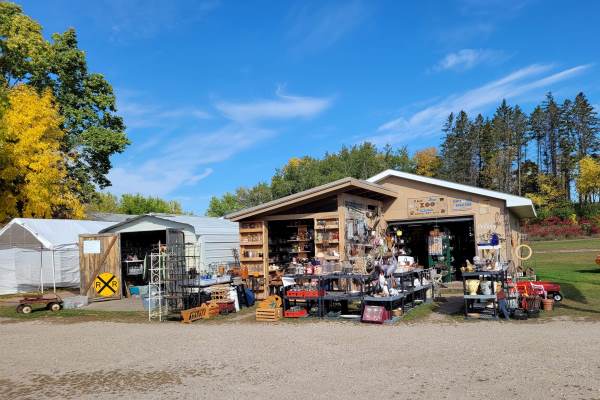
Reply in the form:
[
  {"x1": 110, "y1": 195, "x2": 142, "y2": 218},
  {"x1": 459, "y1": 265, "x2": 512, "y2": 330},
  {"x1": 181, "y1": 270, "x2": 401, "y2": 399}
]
[
  {"x1": 21, "y1": 304, "x2": 32, "y2": 314},
  {"x1": 49, "y1": 302, "x2": 61, "y2": 312},
  {"x1": 16, "y1": 304, "x2": 24, "y2": 314}
]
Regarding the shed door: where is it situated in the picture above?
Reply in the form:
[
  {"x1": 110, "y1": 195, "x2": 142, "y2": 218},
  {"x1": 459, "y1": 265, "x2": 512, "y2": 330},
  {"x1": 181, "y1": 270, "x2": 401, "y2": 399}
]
[
  {"x1": 166, "y1": 228, "x2": 185, "y2": 257},
  {"x1": 79, "y1": 233, "x2": 121, "y2": 302}
]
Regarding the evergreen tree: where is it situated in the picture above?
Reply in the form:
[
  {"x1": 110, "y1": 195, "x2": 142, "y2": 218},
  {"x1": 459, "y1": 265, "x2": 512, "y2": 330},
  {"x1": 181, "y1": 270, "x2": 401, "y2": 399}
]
[
  {"x1": 542, "y1": 92, "x2": 561, "y2": 178},
  {"x1": 512, "y1": 105, "x2": 528, "y2": 195},
  {"x1": 528, "y1": 105, "x2": 546, "y2": 174},
  {"x1": 491, "y1": 100, "x2": 514, "y2": 192},
  {"x1": 572, "y1": 92, "x2": 599, "y2": 159}
]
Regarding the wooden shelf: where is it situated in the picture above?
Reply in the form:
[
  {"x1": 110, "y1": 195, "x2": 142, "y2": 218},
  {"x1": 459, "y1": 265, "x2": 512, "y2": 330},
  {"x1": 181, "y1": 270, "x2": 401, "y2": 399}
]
[
  {"x1": 240, "y1": 228, "x2": 263, "y2": 233},
  {"x1": 240, "y1": 257, "x2": 263, "y2": 262},
  {"x1": 316, "y1": 225, "x2": 339, "y2": 230},
  {"x1": 240, "y1": 241, "x2": 263, "y2": 246},
  {"x1": 315, "y1": 240, "x2": 339, "y2": 244}
]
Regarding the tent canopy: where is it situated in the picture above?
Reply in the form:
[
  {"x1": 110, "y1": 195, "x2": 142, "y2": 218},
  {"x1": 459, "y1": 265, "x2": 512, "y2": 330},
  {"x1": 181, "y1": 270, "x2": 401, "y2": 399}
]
[{"x1": 0, "y1": 218, "x2": 114, "y2": 250}]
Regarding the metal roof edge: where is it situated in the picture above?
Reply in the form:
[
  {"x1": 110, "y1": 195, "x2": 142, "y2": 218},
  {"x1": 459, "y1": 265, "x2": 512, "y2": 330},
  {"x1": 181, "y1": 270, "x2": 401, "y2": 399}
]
[
  {"x1": 99, "y1": 214, "x2": 195, "y2": 234},
  {"x1": 368, "y1": 169, "x2": 536, "y2": 217},
  {"x1": 226, "y1": 177, "x2": 396, "y2": 221}
]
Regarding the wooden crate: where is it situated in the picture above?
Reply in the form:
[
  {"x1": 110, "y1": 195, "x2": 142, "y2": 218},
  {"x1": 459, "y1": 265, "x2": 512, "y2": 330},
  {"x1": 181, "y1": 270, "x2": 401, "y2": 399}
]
[
  {"x1": 210, "y1": 285, "x2": 230, "y2": 301},
  {"x1": 256, "y1": 307, "x2": 282, "y2": 322}
]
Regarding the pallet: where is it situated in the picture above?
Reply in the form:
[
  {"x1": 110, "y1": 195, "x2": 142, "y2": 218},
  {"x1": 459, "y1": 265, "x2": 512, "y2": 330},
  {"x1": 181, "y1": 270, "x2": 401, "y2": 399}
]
[{"x1": 256, "y1": 307, "x2": 282, "y2": 322}]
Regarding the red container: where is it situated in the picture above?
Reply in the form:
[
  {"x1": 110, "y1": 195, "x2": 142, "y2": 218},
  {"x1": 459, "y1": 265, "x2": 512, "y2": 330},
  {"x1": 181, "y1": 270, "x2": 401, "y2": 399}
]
[
  {"x1": 217, "y1": 300, "x2": 235, "y2": 314},
  {"x1": 284, "y1": 309, "x2": 308, "y2": 318}
]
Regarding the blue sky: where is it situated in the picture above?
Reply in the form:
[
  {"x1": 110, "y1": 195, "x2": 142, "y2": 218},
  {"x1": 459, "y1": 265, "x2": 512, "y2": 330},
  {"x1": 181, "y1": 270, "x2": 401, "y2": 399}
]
[{"x1": 19, "y1": 0, "x2": 599, "y2": 214}]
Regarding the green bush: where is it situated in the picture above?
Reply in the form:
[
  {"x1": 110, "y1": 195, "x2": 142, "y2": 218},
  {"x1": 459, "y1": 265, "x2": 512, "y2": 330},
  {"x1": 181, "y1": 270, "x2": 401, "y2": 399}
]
[{"x1": 575, "y1": 203, "x2": 600, "y2": 219}]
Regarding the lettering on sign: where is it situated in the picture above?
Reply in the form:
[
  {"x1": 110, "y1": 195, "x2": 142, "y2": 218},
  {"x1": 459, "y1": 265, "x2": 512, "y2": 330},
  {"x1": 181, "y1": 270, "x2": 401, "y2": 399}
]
[
  {"x1": 451, "y1": 197, "x2": 473, "y2": 211},
  {"x1": 94, "y1": 272, "x2": 119, "y2": 297},
  {"x1": 407, "y1": 196, "x2": 447, "y2": 217}
]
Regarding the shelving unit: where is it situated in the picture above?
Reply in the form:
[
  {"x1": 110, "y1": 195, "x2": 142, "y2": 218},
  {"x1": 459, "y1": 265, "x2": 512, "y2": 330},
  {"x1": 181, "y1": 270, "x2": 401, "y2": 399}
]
[
  {"x1": 239, "y1": 221, "x2": 268, "y2": 300},
  {"x1": 314, "y1": 218, "x2": 340, "y2": 261},
  {"x1": 462, "y1": 270, "x2": 506, "y2": 320}
]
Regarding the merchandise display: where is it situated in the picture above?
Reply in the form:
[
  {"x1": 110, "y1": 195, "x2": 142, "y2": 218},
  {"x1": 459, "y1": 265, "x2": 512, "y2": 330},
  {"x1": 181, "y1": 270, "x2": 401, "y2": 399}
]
[{"x1": 230, "y1": 183, "x2": 542, "y2": 325}]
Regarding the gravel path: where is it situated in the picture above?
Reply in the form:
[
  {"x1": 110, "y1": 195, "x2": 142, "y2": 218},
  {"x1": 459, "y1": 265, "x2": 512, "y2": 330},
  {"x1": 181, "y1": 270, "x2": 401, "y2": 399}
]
[{"x1": 0, "y1": 319, "x2": 599, "y2": 400}]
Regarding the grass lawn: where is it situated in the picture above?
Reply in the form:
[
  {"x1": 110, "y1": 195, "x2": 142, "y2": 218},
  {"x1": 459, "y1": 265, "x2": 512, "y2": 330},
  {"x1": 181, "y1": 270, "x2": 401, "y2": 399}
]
[
  {"x1": 529, "y1": 238, "x2": 600, "y2": 251},
  {"x1": 529, "y1": 239, "x2": 600, "y2": 318},
  {"x1": 0, "y1": 305, "x2": 147, "y2": 323}
]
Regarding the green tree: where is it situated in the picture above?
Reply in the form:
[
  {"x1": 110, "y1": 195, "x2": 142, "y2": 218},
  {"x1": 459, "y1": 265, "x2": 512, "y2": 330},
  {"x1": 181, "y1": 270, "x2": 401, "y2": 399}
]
[
  {"x1": 207, "y1": 142, "x2": 415, "y2": 216},
  {"x1": 512, "y1": 105, "x2": 528, "y2": 195},
  {"x1": 529, "y1": 105, "x2": 546, "y2": 169},
  {"x1": 86, "y1": 192, "x2": 185, "y2": 215},
  {"x1": 236, "y1": 183, "x2": 273, "y2": 209},
  {"x1": 572, "y1": 92, "x2": 599, "y2": 160},
  {"x1": 542, "y1": 92, "x2": 561, "y2": 177},
  {"x1": 206, "y1": 193, "x2": 242, "y2": 217},
  {"x1": 86, "y1": 192, "x2": 120, "y2": 213},
  {"x1": 0, "y1": 2, "x2": 129, "y2": 202},
  {"x1": 440, "y1": 111, "x2": 476, "y2": 185},
  {"x1": 118, "y1": 194, "x2": 183, "y2": 215}
]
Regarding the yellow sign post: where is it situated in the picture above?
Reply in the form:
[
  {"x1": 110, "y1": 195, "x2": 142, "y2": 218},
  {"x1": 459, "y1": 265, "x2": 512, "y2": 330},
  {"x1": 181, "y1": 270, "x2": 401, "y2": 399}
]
[{"x1": 94, "y1": 272, "x2": 119, "y2": 297}]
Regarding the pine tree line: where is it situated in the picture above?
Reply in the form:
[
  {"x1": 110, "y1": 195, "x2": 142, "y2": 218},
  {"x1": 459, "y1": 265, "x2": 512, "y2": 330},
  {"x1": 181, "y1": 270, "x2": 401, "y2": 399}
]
[{"x1": 439, "y1": 92, "x2": 599, "y2": 204}]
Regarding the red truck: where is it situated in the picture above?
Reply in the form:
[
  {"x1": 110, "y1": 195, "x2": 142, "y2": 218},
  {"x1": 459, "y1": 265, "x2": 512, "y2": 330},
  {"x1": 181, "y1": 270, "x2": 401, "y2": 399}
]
[{"x1": 515, "y1": 281, "x2": 563, "y2": 302}]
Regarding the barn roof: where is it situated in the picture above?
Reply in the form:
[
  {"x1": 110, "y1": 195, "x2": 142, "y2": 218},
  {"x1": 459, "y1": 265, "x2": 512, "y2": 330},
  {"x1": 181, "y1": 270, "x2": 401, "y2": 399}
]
[
  {"x1": 367, "y1": 169, "x2": 537, "y2": 218},
  {"x1": 226, "y1": 177, "x2": 397, "y2": 222}
]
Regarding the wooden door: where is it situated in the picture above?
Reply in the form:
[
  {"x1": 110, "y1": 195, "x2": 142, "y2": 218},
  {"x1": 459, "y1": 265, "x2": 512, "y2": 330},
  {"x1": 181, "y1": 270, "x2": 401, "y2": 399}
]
[{"x1": 79, "y1": 233, "x2": 121, "y2": 302}]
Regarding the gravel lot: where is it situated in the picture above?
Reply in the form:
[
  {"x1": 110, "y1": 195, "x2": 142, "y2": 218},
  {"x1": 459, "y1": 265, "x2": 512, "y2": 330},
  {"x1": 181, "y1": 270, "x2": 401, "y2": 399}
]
[{"x1": 0, "y1": 318, "x2": 599, "y2": 400}]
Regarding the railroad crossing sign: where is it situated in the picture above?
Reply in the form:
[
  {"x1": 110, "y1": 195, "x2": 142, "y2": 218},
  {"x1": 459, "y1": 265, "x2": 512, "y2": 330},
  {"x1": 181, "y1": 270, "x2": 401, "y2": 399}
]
[{"x1": 94, "y1": 272, "x2": 119, "y2": 297}]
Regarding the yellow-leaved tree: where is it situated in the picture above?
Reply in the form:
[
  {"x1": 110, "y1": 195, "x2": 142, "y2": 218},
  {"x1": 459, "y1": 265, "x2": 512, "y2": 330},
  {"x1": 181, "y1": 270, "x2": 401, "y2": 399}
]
[
  {"x1": 0, "y1": 84, "x2": 83, "y2": 220},
  {"x1": 414, "y1": 147, "x2": 442, "y2": 177},
  {"x1": 576, "y1": 156, "x2": 600, "y2": 203}
]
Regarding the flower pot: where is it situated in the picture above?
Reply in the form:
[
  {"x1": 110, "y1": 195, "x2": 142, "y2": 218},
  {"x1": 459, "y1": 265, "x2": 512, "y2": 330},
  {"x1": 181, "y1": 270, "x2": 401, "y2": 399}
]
[
  {"x1": 466, "y1": 279, "x2": 480, "y2": 295},
  {"x1": 542, "y1": 298, "x2": 554, "y2": 311}
]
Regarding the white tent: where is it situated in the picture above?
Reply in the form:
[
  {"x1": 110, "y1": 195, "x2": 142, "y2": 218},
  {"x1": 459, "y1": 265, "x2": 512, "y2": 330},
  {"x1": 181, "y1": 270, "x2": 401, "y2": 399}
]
[{"x1": 0, "y1": 218, "x2": 113, "y2": 295}]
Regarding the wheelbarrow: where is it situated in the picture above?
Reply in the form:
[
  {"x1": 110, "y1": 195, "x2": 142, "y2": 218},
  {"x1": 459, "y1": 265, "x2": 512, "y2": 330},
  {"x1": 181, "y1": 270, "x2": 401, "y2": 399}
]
[{"x1": 16, "y1": 293, "x2": 63, "y2": 314}]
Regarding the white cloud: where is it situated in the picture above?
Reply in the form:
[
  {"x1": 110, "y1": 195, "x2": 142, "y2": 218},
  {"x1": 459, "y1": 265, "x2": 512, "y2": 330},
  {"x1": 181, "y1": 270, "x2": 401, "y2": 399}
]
[
  {"x1": 215, "y1": 89, "x2": 332, "y2": 123},
  {"x1": 108, "y1": 124, "x2": 273, "y2": 196},
  {"x1": 109, "y1": 88, "x2": 333, "y2": 197},
  {"x1": 370, "y1": 63, "x2": 591, "y2": 144},
  {"x1": 97, "y1": 0, "x2": 220, "y2": 42},
  {"x1": 286, "y1": 0, "x2": 369, "y2": 53},
  {"x1": 118, "y1": 100, "x2": 211, "y2": 129},
  {"x1": 432, "y1": 49, "x2": 507, "y2": 72}
]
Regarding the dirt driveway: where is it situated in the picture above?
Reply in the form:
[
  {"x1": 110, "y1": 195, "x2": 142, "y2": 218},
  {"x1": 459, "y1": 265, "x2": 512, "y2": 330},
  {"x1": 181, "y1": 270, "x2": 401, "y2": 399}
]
[{"x1": 0, "y1": 318, "x2": 599, "y2": 400}]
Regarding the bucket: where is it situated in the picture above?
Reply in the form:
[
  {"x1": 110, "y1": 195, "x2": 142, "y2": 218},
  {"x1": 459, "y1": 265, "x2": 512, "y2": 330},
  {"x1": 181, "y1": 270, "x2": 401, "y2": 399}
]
[{"x1": 542, "y1": 298, "x2": 554, "y2": 311}]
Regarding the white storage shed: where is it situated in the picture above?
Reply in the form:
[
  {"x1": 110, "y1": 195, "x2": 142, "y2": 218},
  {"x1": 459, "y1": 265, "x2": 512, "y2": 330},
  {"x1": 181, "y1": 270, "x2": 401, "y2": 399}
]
[{"x1": 98, "y1": 214, "x2": 239, "y2": 272}]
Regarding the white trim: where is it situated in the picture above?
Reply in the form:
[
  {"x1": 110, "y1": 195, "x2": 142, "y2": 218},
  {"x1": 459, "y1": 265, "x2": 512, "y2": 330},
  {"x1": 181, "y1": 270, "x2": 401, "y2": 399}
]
[{"x1": 367, "y1": 169, "x2": 536, "y2": 218}]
